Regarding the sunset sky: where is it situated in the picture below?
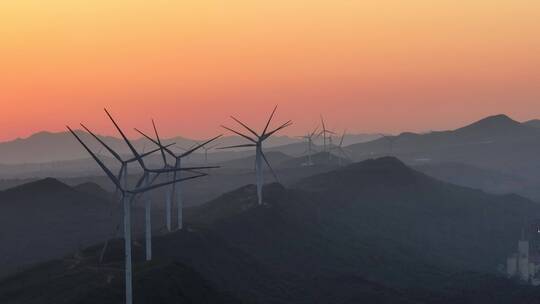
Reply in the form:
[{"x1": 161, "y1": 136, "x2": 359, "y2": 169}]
[{"x1": 1, "y1": 1, "x2": 539, "y2": 141}]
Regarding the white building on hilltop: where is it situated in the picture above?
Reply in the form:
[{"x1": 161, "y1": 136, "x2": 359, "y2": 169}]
[{"x1": 506, "y1": 238, "x2": 540, "y2": 286}]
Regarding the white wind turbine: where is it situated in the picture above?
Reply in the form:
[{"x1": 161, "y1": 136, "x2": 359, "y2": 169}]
[
  {"x1": 330, "y1": 129, "x2": 352, "y2": 166},
  {"x1": 219, "y1": 105, "x2": 292, "y2": 205},
  {"x1": 103, "y1": 109, "x2": 212, "y2": 262},
  {"x1": 135, "y1": 122, "x2": 221, "y2": 231},
  {"x1": 299, "y1": 125, "x2": 319, "y2": 166},
  {"x1": 67, "y1": 124, "x2": 203, "y2": 304},
  {"x1": 319, "y1": 115, "x2": 336, "y2": 153},
  {"x1": 79, "y1": 123, "x2": 174, "y2": 263}
]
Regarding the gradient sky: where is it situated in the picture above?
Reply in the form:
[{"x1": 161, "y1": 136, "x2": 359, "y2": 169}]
[{"x1": 1, "y1": 1, "x2": 539, "y2": 141}]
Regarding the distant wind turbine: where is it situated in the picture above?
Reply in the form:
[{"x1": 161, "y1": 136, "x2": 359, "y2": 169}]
[
  {"x1": 319, "y1": 115, "x2": 336, "y2": 153},
  {"x1": 219, "y1": 105, "x2": 292, "y2": 205},
  {"x1": 299, "y1": 125, "x2": 319, "y2": 166},
  {"x1": 330, "y1": 129, "x2": 352, "y2": 166}
]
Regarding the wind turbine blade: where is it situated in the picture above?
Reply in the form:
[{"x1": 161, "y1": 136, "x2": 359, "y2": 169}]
[
  {"x1": 126, "y1": 143, "x2": 174, "y2": 163},
  {"x1": 117, "y1": 166, "x2": 124, "y2": 181},
  {"x1": 320, "y1": 115, "x2": 326, "y2": 132},
  {"x1": 221, "y1": 125, "x2": 257, "y2": 143},
  {"x1": 104, "y1": 108, "x2": 146, "y2": 169},
  {"x1": 146, "y1": 171, "x2": 162, "y2": 188},
  {"x1": 310, "y1": 126, "x2": 319, "y2": 137},
  {"x1": 339, "y1": 130, "x2": 346, "y2": 147},
  {"x1": 134, "y1": 128, "x2": 176, "y2": 158},
  {"x1": 262, "y1": 120, "x2": 292, "y2": 140},
  {"x1": 261, "y1": 105, "x2": 278, "y2": 138},
  {"x1": 134, "y1": 173, "x2": 147, "y2": 189},
  {"x1": 67, "y1": 126, "x2": 123, "y2": 191},
  {"x1": 261, "y1": 151, "x2": 279, "y2": 183},
  {"x1": 147, "y1": 165, "x2": 220, "y2": 174},
  {"x1": 181, "y1": 165, "x2": 220, "y2": 171},
  {"x1": 207, "y1": 143, "x2": 221, "y2": 150},
  {"x1": 216, "y1": 143, "x2": 257, "y2": 150},
  {"x1": 230, "y1": 116, "x2": 259, "y2": 138},
  {"x1": 179, "y1": 134, "x2": 223, "y2": 158},
  {"x1": 130, "y1": 173, "x2": 208, "y2": 194},
  {"x1": 80, "y1": 123, "x2": 123, "y2": 163},
  {"x1": 152, "y1": 119, "x2": 168, "y2": 165}
]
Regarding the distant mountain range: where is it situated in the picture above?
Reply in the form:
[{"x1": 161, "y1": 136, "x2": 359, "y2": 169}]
[
  {"x1": 348, "y1": 114, "x2": 540, "y2": 181},
  {"x1": 0, "y1": 130, "x2": 379, "y2": 166},
  {"x1": 2, "y1": 157, "x2": 540, "y2": 303}
]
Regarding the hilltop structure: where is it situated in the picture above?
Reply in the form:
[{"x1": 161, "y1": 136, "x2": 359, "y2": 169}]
[{"x1": 506, "y1": 222, "x2": 540, "y2": 285}]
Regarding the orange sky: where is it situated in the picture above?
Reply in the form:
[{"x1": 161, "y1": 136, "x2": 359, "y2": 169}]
[{"x1": 1, "y1": 1, "x2": 539, "y2": 141}]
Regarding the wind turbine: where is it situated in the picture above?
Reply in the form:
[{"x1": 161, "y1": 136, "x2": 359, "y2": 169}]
[
  {"x1": 102, "y1": 109, "x2": 211, "y2": 262},
  {"x1": 319, "y1": 115, "x2": 336, "y2": 153},
  {"x1": 299, "y1": 126, "x2": 319, "y2": 166},
  {"x1": 135, "y1": 122, "x2": 221, "y2": 230},
  {"x1": 67, "y1": 125, "x2": 204, "y2": 304},
  {"x1": 219, "y1": 105, "x2": 292, "y2": 205},
  {"x1": 330, "y1": 129, "x2": 352, "y2": 166},
  {"x1": 79, "y1": 123, "x2": 174, "y2": 262}
]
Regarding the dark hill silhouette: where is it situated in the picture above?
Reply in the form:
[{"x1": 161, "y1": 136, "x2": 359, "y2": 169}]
[
  {"x1": 1, "y1": 177, "x2": 74, "y2": 198},
  {"x1": 453, "y1": 114, "x2": 533, "y2": 139},
  {"x1": 0, "y1": 178, "x2": 119, "y2": 278},
  {"x1": 291, "y1": 157, "x2": 538, "y2": 274},
  {"x1": 0, "y1": 257, "x2": 242, "y2": 304},
  {"x1": 182, "y1": 158, "x2": 540, "y2": 298},
  {"x1": 414, "y1": 161, "x2": 540, "y2": 201},
  {"x1": 73, "y1": 182, "x2": 112, "y2": 200},
  {"x1": 524, "y1": 119, "x2": 540, "y2": 129},
  {"x1": 3, "y1": 159, "x2": 540, "y2": 303}
]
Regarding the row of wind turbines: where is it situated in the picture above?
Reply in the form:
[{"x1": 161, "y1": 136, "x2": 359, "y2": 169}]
[
  {"x1": 67, "y1": 106, "x2": 353, "y2": 304},
  {"x1": 299, "y1": 115, "x2": 352, "y2": 166},
  {"x1": 67, "y1": 106, "x2": 296, "y2": 304}
]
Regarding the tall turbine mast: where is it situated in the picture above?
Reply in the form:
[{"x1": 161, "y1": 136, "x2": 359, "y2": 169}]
[{"x1": 219, "y1": 105, "x2": 292, "y2": 205}]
